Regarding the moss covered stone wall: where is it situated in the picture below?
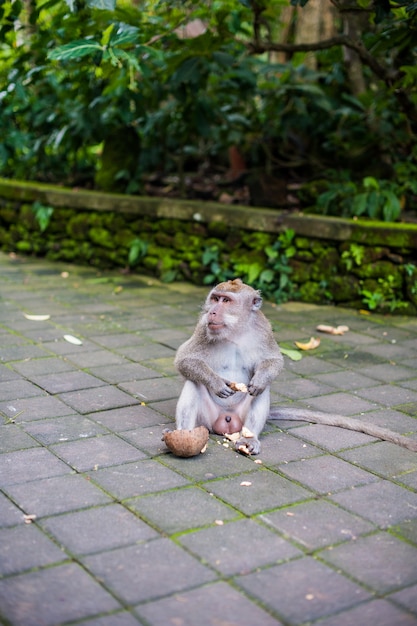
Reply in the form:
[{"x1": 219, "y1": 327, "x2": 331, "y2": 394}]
[{"x1": 0, "y1": 179, "x2": 416, "y2": 314}]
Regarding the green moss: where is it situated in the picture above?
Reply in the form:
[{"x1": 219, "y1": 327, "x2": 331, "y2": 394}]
[
  {"x1": 89, "y1": 227, "x2": 114, "y2": 249},
  {"x1": 298, "y1": 281, "x2": 328, "y2": 304}
]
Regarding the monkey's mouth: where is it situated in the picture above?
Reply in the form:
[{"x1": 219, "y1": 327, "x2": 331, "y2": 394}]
[{"x1": 208, "y1": 322, "x2": 224, "y2": 331}]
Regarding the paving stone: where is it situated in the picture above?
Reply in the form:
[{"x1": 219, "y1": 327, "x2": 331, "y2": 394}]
[
  {"x1": 250, "y1": 430, "x2": 322, "y2": 464},
  {"x1": 136, "y1": 581, "x2": 282, "y2": 626},
  {"x1": 330, "y1": 480, "x2": 417, "y2": 527},
  {"x1": 299, "y1": 391, "x2": 379, "y2": 415},
  {"x1": 260, "y1": 499, "x2": 375, "y2": 550},
  {"x1": 356, "y1": 384, "x2": 417, "y2": 407},
  {"x1": 123, "y1": 423, "x2": 176, "y2": 457},
  {"x1": 236, "y1": 556, "x2": 371, "y2": 624},
  {"x1": 0, "y1": 378, "x2": 46, "y2": 401},
  {"x1": 0, "y1": 524, "x2": 66, "y2": 575},
  {"x1": 0, "y1": 425, "x2": 39, "y2": 452},
  {"x1": 391, "y1": 518, "x2": 417, "y2": 545},
  {"x1": 82, "y1": 538, "x2": 216, "y2": 604},
  {"x1": 41, "y1": 503, "x2": 158, "y2": 554},
  {"x1": 22, "y1": 414, "x2": 108, "y2": 445},
  {"x1": 287, "y1": 423, "x2": 376, "y2": 451},
  {"x1": 51, "y1": 434, "x2": 147, "y2": 472},
  {"x1": 312, "y1": 370, "x2": 381, "y2": 390},
  {"x1": 66, "y1": 349, "x2": 128, "y2": 368},
  {"x1": 119, "y1": 376, "x2": 183, "y2": 402},
  {"x1": 357, "y1": 363, "x2": 417, "y2": 382},
  {"x1": 395, "y1": 470, "x2": 417, "y2": 489},
  {"x1": 389, "y1": 583, "x2": 417, "y2": 614},
  {"x1": 0, "y1": 563, "x2": 120, "y2": 626},
  {"x1": 0, "y1": 363, "x2": 22, "y2": 381},
  {"x1": 88, "y1": 362, "x2": 162, "y2": 383},
  {"x1": 117, "y1": 343, "x2": 177, "y2": 362},
  {"x1": 58, "y1": 385, "x2": 139, "y2": 414},
  {"x1": 365, "y1": 342, "x2": 416, "y2": 360},
  {"x1": 319, "y1": 532, "x2": 417, "y2": 593},
  {"x1": 30, "y1": 371, "x2": 106, "y2": 394},
  {"x1": 90, "y1": 332, "x2": 149, "y2": 349},
  {"x1": 351, "y1": 407, "x2": 417, "y2": 434},
  {"x1": 2, "y1": 252, "x2": 417, "y2": 626},
  {"x1": 90, "y1": 404, "x2": 168, "y2": 432},
  {"x1": 179, "y1": 518, "x2": 302, "y2": 575},
  {"x1": 203, "y1": 469, "x2": 313, "y2": 515},
  {"x1": 127, "y1": 486, "x2": 239, "y2": 534},
  {"x1": 0, "y1": 492, "x2": 27, "y2": 527},
  {"x1": 11, "y1": 356, "x2": 75, "y2": 377},
  {"x1": 0, "y1": 344, "x2": 52, "y2": 362},
  {"x1": 76, "y1": 613, "x2": 143, "y2": 626},
  {"x1": 90, "y1": 459, "x2": 189, "y2": 500},
  {"x1": 0, "y1": 447, "x2": 72, "y2": 486},
  {"x1": 160, "y1": 439, "x2": 255, "y2": 480},
  {"x1": 0, "y1": 394, "x2": 74, "y2": 422},
  {"x1": 275, "y1": 378, "x2": 336, "y2": 400},
  {"x1": 278, "y1": 455, "x2": 379, "y2": 494},
  {"x1": 339, "y1": 441, "x2": 417, "y2": 476},
  {"x1": 316, "y1": 599, "x2": 417, "y2": 626},
  {"x1": 4, "y1": 474, "x2": 112, "y2": 517}
]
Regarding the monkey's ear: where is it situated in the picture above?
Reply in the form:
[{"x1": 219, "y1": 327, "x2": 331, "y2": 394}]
[{"x1": 252, "y1": 296, "x2": 263, "y2": 310}]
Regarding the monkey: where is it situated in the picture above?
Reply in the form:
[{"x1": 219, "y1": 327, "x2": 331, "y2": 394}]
[{"x1": 174, "y1": 278, "x2": 417, "y2": 454}]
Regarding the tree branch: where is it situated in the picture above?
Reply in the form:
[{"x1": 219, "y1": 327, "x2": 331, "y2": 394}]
[{"x1": 246, "y1": 34, "x2": 399, "y2": 84}]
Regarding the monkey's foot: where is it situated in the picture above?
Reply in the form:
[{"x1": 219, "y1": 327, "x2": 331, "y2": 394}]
[{"x1": 235, "y1": 436, "x2": 260, "y2": 456}]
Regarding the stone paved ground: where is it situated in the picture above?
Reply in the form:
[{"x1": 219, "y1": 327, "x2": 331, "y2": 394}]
[{"x1": 1, "y1": 250, "x2": 417, "y2": 626}]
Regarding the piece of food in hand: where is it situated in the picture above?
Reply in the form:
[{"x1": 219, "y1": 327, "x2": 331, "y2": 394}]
[
  {"x1": 229, "y1": 382, "x2": 248, "y2": 393},
  {"x1": 162, "y1": 426, "x2": 209, "y2": 457}
]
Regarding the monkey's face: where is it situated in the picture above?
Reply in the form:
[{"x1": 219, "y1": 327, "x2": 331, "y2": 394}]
[{"x1": 204, "y1": 291, "x2": 239, "y2": 340}]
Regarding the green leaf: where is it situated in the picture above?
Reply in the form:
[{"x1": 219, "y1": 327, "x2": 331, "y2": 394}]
[
  {"x1": 101, "y1": 24, "x2": 114, "y2": 47},
  {"x1": 280, "y1": 347, "x2": 302, "y2": 361},
  {"x1": 48, "y1": 40, "x2": 102, "y2": 61}
]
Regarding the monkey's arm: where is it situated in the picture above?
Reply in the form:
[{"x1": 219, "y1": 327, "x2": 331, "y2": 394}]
[
  {"x1": 249, "y1": 355, "x2": 284, "y2": 396},
  {"x1": 269, "y1": 407, "x2": 417, "y2": 452},
  {"x1": 175, "y1": 354, "x2": 234, "y2": 398}
]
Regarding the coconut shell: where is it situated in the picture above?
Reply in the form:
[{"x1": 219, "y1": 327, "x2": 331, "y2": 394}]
[{"x1": 162, "y1": 426, "x2": 209, "y2": 457}]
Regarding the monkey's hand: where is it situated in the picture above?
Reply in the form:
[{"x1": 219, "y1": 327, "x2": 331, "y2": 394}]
[
  {"x1": 247, "y1": 381, "x2": 266, "y2": 397},
  {"x1": 235, "y1": 435, "x2": 261, "y2": 455},
  {"x1": 216, "y1": 380, "x2": 236, "y2": 398}
]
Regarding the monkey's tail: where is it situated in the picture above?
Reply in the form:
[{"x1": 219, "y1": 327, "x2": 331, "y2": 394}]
[{"x1": 269, "y1": 407, "x2": 417, "y2": 453}]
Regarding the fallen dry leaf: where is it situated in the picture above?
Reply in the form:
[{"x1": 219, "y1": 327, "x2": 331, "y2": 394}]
[
  {"x1": 24, "y1": 314, "x2": 50, "y2": 321},
  {"x1": 63, "y1": 334, "x2": 83, "y2": 345},
  {"x1": 295, "y1": 337, "x2": 320, "y2": 351},
  {"x1": 316, "y1": 324, "x2": 349, "y2": 335}
]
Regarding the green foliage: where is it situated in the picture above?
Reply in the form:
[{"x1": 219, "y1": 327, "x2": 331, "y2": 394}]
[
  {"x1": 128, "y1": 237, "x2": 148, "y2": 267},
  {"x1": 360, "y1": 275, "x2": 409, "y2": 312},
  {"x1": 0, "y1": 0, "x2": 417, "y2": 219},
  {"x1": 315, "y1": 176, "x2": 403, "y2": 222},
  {"x1": 32, "y1": 201, "x2": 54, "y2": 232},
  {"x1": 201, "y1": 228, "x2": 296, "y2": 304}
]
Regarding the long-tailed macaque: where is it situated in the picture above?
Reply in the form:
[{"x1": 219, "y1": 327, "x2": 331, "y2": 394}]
[{"x1": 175, "y1": 279, "x2": 417, "y2": 454}]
